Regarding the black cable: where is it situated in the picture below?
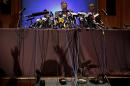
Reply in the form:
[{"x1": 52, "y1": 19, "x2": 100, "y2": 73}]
[
  {"x1": 15, "y1": 29, "x2": 25, "y2": 76},
  {"x1": 55, "y1": 30, "x2": 59, "y2": 86},
  {"x1": 34, "y1": 30, "x2": 38, "y2": 76},
  {"x1": 65, "y1": 30, "x2": 75, "y2": 75},
  {"x1": 52, "y1": 30, "x2": 59, "y2": 47},
  {"x1": 122, "y1": 31, "x2": 129, "y2": 70},
  {"x1": 43, "y1": 30, "x2": 49, "y2": 63},
  {"x1": 30, "y1": 30, "x2": 37, "y2": 76},
  {"x1": 90, "y1": 30, "x2": 101, "y2": 74},
  {"x1": 38, "y1": 30, "x2": 44, "y2": 69},
  {"x1": 102, "y1": 29, "x2": 108, "y2": 75},
  {"x1": 101, "y1": 29, "x2": 111, "y2": 86},
  {"x1": 21, "y1": 30, "x2": 25, "y2": 75},
  {"x1": 68, "y1": 30, "x2": 80, "y2": 85},
  {"x1": 90, "y1": 30, "x2": 102, "y2": 75},
  {"x1": 65, "y1": 30, "x2": 77, "y2": 76},
  {"x1": 75, "y1": 30, "x2": 80, "y2": 83},
  {"x1": 98, "y1": 29, "x2": 105, "y2": 75},
  {"x1": 38, "y1": 30, "x2": 49, "y2": 72}
]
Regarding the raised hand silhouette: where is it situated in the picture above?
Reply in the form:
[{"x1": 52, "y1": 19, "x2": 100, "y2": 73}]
[{"x1": 11, "y1": 46, "x2": 22, "y2": 76}]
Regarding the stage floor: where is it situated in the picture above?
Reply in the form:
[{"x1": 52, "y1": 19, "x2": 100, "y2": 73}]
[
  {"x1": 1, "y1": 76, "x2": 130, "y2": 86},
  {"x1": 0, "y1": 77, "x2": 110, "y2": 86}
]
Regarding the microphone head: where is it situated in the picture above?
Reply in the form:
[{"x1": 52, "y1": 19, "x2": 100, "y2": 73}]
[
  {"x1": 23, "y1": 8, "x2": 26, "y2": 11},
  {"x1": 50, "y1": 11, "x2": 54, "y2": 17}
]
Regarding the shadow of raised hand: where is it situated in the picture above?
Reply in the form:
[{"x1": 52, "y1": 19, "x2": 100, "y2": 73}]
[{"x1": 11, "y1": 46, "x2": 22, "y2": 76}]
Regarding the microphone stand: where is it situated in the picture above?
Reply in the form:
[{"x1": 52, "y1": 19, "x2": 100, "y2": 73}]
[
  {"x1": 17, "y1": 8, "x2": 25, "y2": 28},
  {"x1": 100, "y1": 23, "x2": 111, "y2": 86},
  {"x1": 101, "y1": 9, "x2": 112, "y2": 86},
  {"x1": 16, "y1": 8, "x2": 26, "y2": 71},
  {"x1": 94, "y1": 9, "x2": 111, "y2": 85},
  {"x1": 72, "y1": 29, "x2": 81, "y2": 86}
]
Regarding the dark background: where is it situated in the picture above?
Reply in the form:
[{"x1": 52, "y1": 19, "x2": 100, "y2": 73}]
[{"x1": 0, "y1": 0, "x2": 11, "y2": 14}]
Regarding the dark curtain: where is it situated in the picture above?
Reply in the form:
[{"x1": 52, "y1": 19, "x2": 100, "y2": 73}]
[{"x1": 0, "y1": 29, "x2": 130, "y2": 76}]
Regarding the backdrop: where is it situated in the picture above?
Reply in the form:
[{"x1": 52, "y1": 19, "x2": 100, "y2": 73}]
[{"x1": 22, "y1": 0, "x2": 97, "y2": 27}]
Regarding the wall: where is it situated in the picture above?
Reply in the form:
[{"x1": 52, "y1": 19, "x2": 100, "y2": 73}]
[
  {"x1": 0, "y1": 0, "x2": 21, "y2": 28},
  {"x1": 122, "y1": 0, "x2": 130, "y2": 28},
  {"x1": 98, "y1": 0, "x2": 130, "y2": 28}
]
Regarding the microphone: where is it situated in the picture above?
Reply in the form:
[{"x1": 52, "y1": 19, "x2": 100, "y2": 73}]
[
  {"x1": 17, "y1": 8, "x2": 26, "y2": 28},
  {"x1": 50, "y1": 11, "x2": 54, "y2": 17},
  {"x1": 26, "y1": 11, "x2": 49, "y2": 17},
  {"x1": 19, "y1": 8, "x2": 26, "y2": 14},
  {"x1": 102, "y1": 9, "x2": 107, "y2": 16}
]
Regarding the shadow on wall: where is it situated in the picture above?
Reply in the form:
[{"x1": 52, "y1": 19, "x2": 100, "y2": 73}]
[
  {"x1": 11, "y1": 46, "x2": 22, "y2": 77},
  {"x1": 41, "y1": 60, "x2": 62, "y2": 76},
  {"x1": 41, "y1": 45, "x2": 73, "y2": 77}
]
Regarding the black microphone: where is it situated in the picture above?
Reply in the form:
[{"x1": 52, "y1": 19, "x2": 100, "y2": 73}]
[
  {"x1": 19, "y1": 8, "x2": 26, "y2": 14},
  {"x1": 50, "y1": 11, "x2": 53, "y2": 17},
  {"x1": 102, "y1": 9, "x2": 107, "y2": 16}
]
